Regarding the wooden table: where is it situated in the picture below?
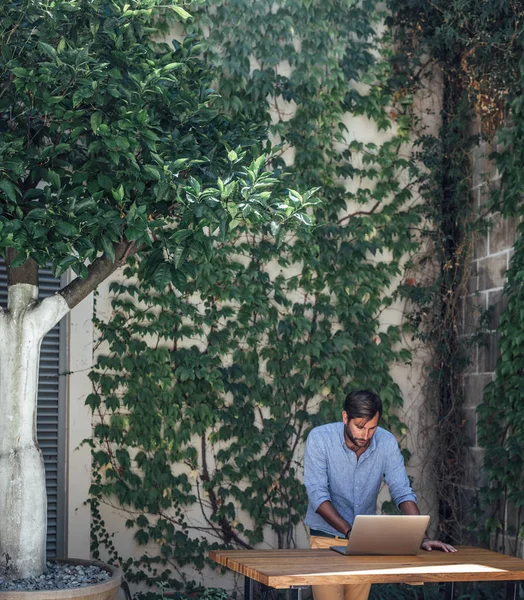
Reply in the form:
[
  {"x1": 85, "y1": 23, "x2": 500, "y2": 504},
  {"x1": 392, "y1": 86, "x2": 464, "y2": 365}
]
[{"x1": 210, "y1": 547, "x2": 524, "y2": 599}]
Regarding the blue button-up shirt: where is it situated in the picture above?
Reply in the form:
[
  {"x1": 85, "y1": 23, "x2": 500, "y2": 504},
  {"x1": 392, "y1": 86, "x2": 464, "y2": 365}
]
[{"x1": 304, "y1": 423, "x2": 416, "y2": 536}]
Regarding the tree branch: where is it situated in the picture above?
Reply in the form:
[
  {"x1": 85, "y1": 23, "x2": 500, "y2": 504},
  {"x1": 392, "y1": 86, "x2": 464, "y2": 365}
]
[
  {"x1": 59, "y1": 241, "x2": 139, "y2": 310},
  {"x1": 337, "y1": 200, "x2": 381, "y2": 224}
]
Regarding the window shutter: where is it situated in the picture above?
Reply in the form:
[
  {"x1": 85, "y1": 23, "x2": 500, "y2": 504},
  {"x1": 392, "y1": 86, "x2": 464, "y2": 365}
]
[{"x1": 0, "y1": 259, "x2": 66, "y2": 558}]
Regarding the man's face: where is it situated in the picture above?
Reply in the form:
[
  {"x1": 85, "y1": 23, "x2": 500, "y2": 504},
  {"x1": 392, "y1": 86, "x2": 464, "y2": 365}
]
[{"x1": 342, "y1": 411, "x2": 380, "y2": 449}]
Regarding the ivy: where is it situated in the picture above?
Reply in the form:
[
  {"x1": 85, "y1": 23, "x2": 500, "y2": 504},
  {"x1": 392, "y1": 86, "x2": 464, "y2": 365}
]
[
  {"x1": 86, "y1": 0, "x2": 444, "y2": 594},
  {"x1": 476, "y1": 60, "x2": 524, "y2": 554},
  {"x1": 387, "y1": 0, "x2": 524, "y2": 546},
  {"x1": 81, "y1": 0, "x2": 524, "y2": 594}
]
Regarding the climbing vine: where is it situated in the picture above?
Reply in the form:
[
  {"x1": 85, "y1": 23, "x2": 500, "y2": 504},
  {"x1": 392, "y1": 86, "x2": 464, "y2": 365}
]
[
  {"x1": 86, "y1": 0, "x2": 524, "y2": 595},
  {"x1": 87, "y1": 0, "x2": 426, "y2": 594},
  {"x1": 476, "y1": 61, "x2": 524, "y2": 555},
  {"x1": 387, "y1": 0, "x2": 524, "y2": 546}
]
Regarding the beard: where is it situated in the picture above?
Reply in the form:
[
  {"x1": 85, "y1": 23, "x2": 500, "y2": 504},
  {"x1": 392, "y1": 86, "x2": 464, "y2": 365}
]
[{"x1": 344, "y1": 424, "x2": 370, "y2": 448}]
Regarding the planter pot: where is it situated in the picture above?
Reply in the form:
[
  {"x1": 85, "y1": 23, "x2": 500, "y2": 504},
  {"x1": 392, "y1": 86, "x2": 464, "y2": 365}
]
[{"x1": 0, "y1": 559, "x2": 122, "y2": 600}]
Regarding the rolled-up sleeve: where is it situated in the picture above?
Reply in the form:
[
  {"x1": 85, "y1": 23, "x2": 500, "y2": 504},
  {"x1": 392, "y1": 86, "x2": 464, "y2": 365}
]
[
  {"x1": 383, "y1": 439, "x2": 417, "y2": 506},
  {"x1": 304, "y1": 429, "x2": 331, "y2": 512}
]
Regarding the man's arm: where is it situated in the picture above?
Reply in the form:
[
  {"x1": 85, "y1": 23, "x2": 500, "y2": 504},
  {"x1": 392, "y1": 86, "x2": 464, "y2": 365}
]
[
  {"x1": 315, "y1": 501, "x2": 352, "y2": 537},
  {"x1": 399, "y1": 501, "x2": 456, "y2": 553},
  {"x1": 304, "y1": 429, "x2": 352, "y2": 537}
]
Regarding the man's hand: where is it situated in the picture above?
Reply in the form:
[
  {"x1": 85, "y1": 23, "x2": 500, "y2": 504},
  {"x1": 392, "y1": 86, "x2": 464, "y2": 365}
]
[{"x1": 421, "y1": 538, "x2": 457, "y2": 552}]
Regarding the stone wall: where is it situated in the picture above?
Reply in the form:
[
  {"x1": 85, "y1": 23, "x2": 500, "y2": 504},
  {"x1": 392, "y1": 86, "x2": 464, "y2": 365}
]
[{"x1": 461, "y1": 136, "x2": 519, "y2": 510}]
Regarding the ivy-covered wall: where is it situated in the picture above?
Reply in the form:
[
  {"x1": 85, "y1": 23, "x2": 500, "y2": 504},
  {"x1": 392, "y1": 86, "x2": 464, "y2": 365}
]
[
  {"x1": 84, "y1": 0, "x2": 441, "y2": 595},
  {"x1": 385, "y1": 0, "x2": 524, "y2": 554},
  {"x1": 474, "y1": 85, "x2": 524, "y2": 556},
  {"x1": 459, "y1": 124, "x2": 519, "y2": 545},
  {"x1": 81, "y1": 0, "x2": 524, "y2": 597}
]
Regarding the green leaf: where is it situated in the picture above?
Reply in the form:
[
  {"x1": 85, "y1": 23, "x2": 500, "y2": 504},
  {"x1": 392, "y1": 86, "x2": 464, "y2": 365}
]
[
  {"x1": 0, "y1": 179, "x2": 19, "y2": 202},
  {"x1": 143, "y1": 165, "x2": 161, "y2": 180},
  {"x1": 38, "y1": 41, "x2": 59, "y2": 62},
  {"x1": 172, "y1": 158, "x2": 188, "y2": 170},
  {"x1": 170, "y1": 229, "x2": 193, "y2": 243},
  {"x1": 270, "y1": 221, "x2": 280, "y2": 237},
  {"x1": 173, "y1": 5, "x2": 192, "y2": 19},
  {"x1": 55, "y1": 221, "x2": 78, "y2": 237},
  {"x1": 91, "y1": 112, "x2": 103, "y2": 133},
  {"x1": 74, "y1": 198, "x2": 98, "y2": 213},
  {"x1": 85, "y1": 393, "x2": 101, "y2": 410},
  {"x1": 173, "y1": 245, "x2": 187, "y2": 268},
  {"x1": 54, "y1": 254, "x2": 79, "y2": 276},
  {"x1": 111, "y1": 185, "x2": 124, "y2": 202},
  {"x1": 288, "y1": 189, "x2": 303, "y2": 205},
  {"x1": 162, "y1": 63, "x2": 183, "y2": 73},
  {"x1": 251, "y1": 155, "x2": 265, "y2": 175},
  {"x1": 153, "y1": 262, "x2": 171, "y2": 288},
  {"x1": 293, "y1": 212, "x2": 312, "y2": 226},
  {"x1": 47, "y1": 170, "x2": 61, "y2": 190},
  {"x1": 11, "y1": 67, "x2": 29, "y2": 77},
  {"x1": 136, "y1": 110, "x2": 148, "y2": 125},
  {"x1": 97, "y1": 175, "x2": 113, "y2": 190},
  {"x1": 100, "y1": 236, "x2": 116, "y2": 262},
  {"x1": 25, "y1": 208, "x2": 48, "y2": 220},
  {"x1": 125, "y1": 226, "x2": 142, "y2": 241}
]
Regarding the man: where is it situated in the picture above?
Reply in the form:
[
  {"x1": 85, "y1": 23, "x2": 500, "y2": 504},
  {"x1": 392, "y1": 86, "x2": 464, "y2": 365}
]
[{"x1": 304, "y1": 390, "x2": 456, "y2": 600}]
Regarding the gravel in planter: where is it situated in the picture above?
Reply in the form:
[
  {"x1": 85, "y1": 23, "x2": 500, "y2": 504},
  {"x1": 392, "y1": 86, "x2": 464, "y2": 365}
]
[{"x1": 0, "y1": 562, "x2": 111, "y2": 591}]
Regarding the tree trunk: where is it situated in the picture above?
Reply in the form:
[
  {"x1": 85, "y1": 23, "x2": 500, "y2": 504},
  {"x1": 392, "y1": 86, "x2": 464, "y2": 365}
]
[
  {"x1": 0, "y1": 284, "x2": 69, "y2": 579},
  {"x1": 0, "y1": 245, "x2": 133, "y2": 578}
]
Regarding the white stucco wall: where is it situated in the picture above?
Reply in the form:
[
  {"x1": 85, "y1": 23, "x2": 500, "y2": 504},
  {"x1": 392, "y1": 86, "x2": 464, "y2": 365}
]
[{"x1": 65, "y1": 293, "x2": 95, "y2": 560}]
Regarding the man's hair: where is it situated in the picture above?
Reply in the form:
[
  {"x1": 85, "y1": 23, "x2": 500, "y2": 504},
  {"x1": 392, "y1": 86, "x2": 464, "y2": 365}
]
[{"x1": 343, "y1": 390, "x2": 383, "y2": 421}]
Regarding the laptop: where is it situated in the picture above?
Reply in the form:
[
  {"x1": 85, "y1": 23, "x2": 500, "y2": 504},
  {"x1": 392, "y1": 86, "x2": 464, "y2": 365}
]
[{"x1": 330, "y1": 514, "x2": 430, "y2": 556}]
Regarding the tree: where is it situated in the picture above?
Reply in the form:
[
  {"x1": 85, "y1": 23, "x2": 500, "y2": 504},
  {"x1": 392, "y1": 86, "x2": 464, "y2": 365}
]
[{"x1": 0, "y1": 0, "x2": 312, "y2": 580}]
